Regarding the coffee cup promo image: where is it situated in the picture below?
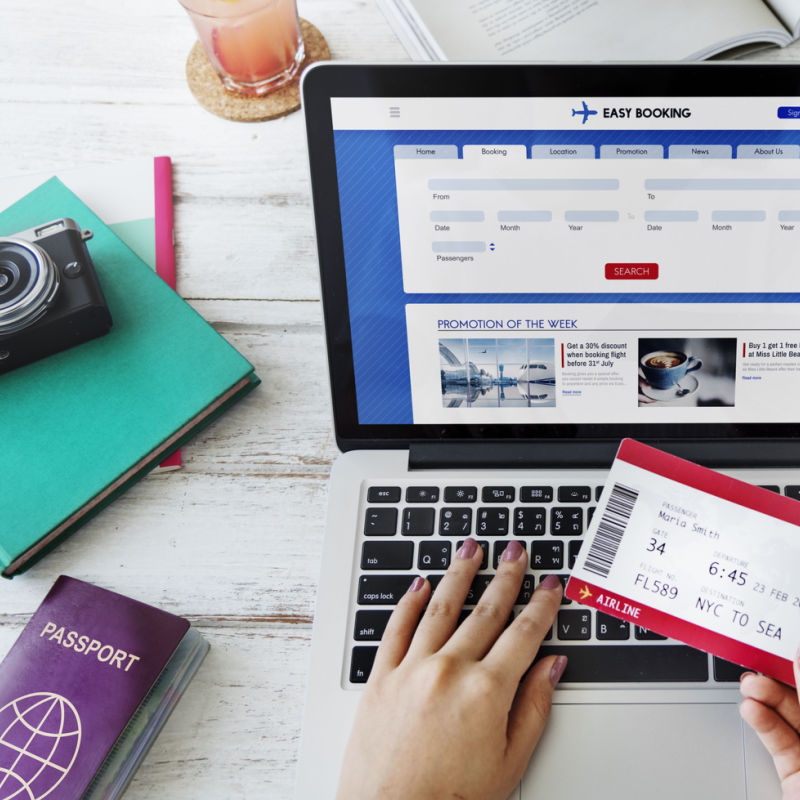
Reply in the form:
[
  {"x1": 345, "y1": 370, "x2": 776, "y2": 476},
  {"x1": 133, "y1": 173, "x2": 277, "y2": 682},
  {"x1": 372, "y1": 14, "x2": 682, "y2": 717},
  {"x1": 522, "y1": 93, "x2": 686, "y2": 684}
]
[{"x1": 637, "y1": 338, "x2": 737, "y2": 407}]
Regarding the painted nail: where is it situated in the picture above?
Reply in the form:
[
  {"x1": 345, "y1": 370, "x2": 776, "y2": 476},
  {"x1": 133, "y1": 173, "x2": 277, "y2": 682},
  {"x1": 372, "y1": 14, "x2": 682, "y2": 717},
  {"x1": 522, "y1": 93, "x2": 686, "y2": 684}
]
[
  {"x1": 795, "y1": 644, "x2": 800, "y2": 666},
  {"x1": 458, "y1": 538, "x2": 478, "y2": 559},
  {"x1": 408, "y1": 576, "x2": 426, "y2": 593},
  {"x1": 540, "y1": 574, "x2": 562, "y2": 591},
  {"x1": 502, "y1": 539, "x2": 525, "y2": 562},
  {"x1": 550, "y1": 655, "x2": 568, "y2": 687}
]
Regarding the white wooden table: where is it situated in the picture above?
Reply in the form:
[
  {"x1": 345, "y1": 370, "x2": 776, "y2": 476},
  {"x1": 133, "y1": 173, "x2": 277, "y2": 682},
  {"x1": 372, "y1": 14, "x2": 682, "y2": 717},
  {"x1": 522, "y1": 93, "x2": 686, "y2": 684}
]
[{"x1": 2, "y1": 4, "x2": 800, "y2": 796}]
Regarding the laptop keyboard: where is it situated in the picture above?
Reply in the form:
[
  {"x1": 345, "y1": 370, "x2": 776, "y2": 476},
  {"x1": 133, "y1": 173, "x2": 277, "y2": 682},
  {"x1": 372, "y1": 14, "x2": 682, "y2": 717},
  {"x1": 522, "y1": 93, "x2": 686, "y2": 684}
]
[{"x1": 348, "y1": 480, "x2": 797, "y2": 686}]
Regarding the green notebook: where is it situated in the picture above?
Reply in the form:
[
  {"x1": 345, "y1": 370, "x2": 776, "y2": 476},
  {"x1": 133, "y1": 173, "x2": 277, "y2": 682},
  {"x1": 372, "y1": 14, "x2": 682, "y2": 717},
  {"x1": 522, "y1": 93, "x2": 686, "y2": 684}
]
[{"x1": 0, "y1": 178, "x2": 260, "y2": 577}]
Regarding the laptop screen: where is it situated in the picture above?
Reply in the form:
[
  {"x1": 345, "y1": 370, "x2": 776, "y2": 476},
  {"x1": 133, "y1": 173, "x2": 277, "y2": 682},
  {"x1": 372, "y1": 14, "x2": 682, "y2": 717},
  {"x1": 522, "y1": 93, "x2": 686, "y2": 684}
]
[{"x1": 303, "y1": 65, "x2": 800, "y2": 454}]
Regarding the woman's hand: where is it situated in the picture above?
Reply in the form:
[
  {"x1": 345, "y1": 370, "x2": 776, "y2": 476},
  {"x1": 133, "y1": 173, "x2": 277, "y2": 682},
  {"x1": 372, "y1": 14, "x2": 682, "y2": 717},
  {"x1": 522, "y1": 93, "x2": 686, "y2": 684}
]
[
  {"x1": 740, "y1": 654, "x2": 800, "y2": 799},
  {"x1": 337, "y1": 538, "x2": 566, "y2": 800}
]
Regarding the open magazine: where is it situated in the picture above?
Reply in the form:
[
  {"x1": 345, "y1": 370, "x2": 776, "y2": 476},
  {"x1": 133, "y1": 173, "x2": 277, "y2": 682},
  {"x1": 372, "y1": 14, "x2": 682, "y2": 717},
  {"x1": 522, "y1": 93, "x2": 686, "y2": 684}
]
[{"x1": 377, "y1": 0, "x2": 800, "y2": 61}]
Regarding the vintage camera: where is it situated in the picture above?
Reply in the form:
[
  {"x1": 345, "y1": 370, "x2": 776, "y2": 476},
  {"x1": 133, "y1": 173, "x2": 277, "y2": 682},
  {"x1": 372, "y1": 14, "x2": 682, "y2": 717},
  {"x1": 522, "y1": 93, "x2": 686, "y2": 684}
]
[{"x1": 0, "y1": 218, "x2": 112, "y2": 374}]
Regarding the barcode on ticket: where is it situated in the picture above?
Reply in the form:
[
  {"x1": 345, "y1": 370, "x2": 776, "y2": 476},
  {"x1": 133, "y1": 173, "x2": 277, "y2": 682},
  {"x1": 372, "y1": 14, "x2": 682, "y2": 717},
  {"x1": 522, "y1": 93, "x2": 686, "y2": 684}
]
[{"x1": 583, "y1": 482, "x2": 639, "y2": 579}]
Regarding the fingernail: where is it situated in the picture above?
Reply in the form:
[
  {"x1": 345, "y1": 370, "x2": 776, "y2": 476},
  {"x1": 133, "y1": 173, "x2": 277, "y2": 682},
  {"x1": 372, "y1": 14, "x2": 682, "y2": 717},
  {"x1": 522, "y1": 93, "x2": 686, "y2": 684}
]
[
  {"x1": 550, "y1": 655, "x2": 568, "y2": 687},
  {"x1": 795, "y1": 644, "x2": 800, "y2": 665},
  {"x1": 408, "y1": 577, "x2": 425, "y2": 593},
  {"x1": 458, "y1": 538, "x2": 478, "y2": 559},
  {"x1": 540, "y1": 574, "x2": 562, "y2": 591},
  {"x1": 502, "y1": 540, "x2": 524, "y2": 562}
]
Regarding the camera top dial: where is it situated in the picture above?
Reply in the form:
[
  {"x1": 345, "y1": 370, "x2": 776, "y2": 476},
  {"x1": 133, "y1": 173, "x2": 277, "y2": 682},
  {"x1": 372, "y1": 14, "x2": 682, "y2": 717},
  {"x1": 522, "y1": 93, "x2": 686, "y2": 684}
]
[{"x1": 0, "y1": 237, "x2": 60, "y2": 335}]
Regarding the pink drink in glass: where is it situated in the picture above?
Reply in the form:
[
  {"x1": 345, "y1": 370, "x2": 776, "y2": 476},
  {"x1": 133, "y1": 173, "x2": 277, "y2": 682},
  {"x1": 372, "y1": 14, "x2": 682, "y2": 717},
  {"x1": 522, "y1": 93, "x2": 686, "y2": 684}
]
[{"x1": 180, "y1": 0, "x2": 304, "y2": 96}]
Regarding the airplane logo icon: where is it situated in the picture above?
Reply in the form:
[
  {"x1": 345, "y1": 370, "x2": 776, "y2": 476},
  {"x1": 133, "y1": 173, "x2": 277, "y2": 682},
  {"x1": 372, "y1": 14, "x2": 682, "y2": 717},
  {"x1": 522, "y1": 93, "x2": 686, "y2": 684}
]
[
  {"x1": 579, "y1": 585, "x2": 593, "y2": 601},
  {"x1": 571, "y1": 100, "x2": 598, "y2": 124}
]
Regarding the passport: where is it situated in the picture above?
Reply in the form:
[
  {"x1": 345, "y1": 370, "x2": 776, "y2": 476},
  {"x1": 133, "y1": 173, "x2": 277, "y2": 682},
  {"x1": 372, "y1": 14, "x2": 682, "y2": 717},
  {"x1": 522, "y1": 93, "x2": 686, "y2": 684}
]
[{"x1": 0, "y1": 576, "x2": 208, "y2": 799}]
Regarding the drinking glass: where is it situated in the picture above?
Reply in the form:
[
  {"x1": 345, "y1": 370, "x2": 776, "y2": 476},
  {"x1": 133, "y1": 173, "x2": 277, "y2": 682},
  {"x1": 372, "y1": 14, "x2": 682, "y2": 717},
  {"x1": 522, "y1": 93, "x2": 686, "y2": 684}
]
[{"x1": 178, "y1": 0, "x2": 305, "y2": 96}]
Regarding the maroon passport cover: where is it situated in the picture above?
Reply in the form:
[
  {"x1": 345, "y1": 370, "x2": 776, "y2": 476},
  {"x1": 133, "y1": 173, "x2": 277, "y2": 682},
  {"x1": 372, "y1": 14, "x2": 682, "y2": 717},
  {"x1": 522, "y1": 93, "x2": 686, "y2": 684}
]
[{"x1": 0, "y1": 576, "x2": 189, "y2": 798}]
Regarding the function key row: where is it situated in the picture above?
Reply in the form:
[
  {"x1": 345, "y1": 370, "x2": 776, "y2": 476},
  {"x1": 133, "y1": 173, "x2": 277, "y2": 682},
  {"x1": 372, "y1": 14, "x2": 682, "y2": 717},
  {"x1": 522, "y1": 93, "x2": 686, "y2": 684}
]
[
  {"x1": 367, "y1": 485, "x2": 603, "y2": 505},
  {"x1": 365, "y1": 505, "x2": 593, "y2": 537}
]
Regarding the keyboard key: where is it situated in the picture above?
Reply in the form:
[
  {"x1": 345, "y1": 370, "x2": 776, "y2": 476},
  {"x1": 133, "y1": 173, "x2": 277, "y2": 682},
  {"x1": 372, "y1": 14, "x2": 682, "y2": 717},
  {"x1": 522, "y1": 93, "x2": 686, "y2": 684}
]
[
  {"x1": 587, "y1": 506, "x2": 596, "y2": 525},
  {"x1": 513, "y1": 507, "x2": 546, "y2": 535},
  {"x1": 758, "y1": 485, "x2": 780, "y2": 494},
  {"x1": 364, "y1": 507, "x2": 398, "y2": 536},
  {"x1": 536, "y1": 645, "x2": 709, "y2": 682},
  {"x1": 558, "y1": 485, "x2": 592, "y2": 503},
  {"x1": 350, "y1": 646, "x2": 378, "y2": 683},
  {"x1": 402, "y1": 507, "x2": 435, "y2": 536},
  {"x1": 492, "y1": 540, "x2": 527, "y2": 568},
  {"x1": 465, "y1": 574, "x2": 493, "y2": 604},
  {"x1": 427, "y1": 574, "x2": 445, "y2": 592},
  {"x1": 529, "y1": 541, "x2": 563, "y2": 570},
  {"x1": 361, "y1": 541, "x2": 414, "y2": 570},
  {"x1": 568, "y1": 540, "x2": 583, "y2": 569},
  {"x1": 457, "y1": 540, "x2": 489, "y2": 570},
  {"x1": 516, "y1": 574, "x2": 536, "y2": 604},
  {"x1": 785, "y1": 485, "x2": 800, "y2": 501},
  {"x1": 520, "y1": 485, "x2": 553, "y2": 503},
  {"x1": 354, "y1": 610, "x2": 392, "y2": 641},
  {"x1": 713, "y1": 657, "x2": 749, "y2": 682},
  {"x1": 595, "y1": 486, "x2": 604, "y2": 502},
  {"x1": 444, "y1": 486, "x2": 477, "y2": 503},
  {"x1": 557, "y1": 609, "x2": 591, "y2": 640},
  {"x1": 635, "y1": 626, "x2": 667, "y2": 641},
  {"x1": 367, "y1": 486, "x2": 401, "y2": 503},
  {"x1": 419, "y1": 541, "x2": 451, "y2": 570},
  {"x1": 596, "y1": 612, "x2": 630, "y2": 640},
  {"x1": 543, "y1": 574, "x2": 571, "y2": 604},
  {"x1": 551, "y1": 507, "x2": 583, "y2": 536},
  {"x1": 439, "y1": 507, "x2": 472, "y2": 536},
  {"x1": 406, "y1": 486, "x2": 440, "y2": 503},
  {"x1": 482, "y1": 486, "x2": 515, "y2": 503},
  {"x1": 476, "y1": 507, "x2": 510, "y2": 535},
  {"x1": 358, "y1": 574, "x2": 419, "y2": 605}
]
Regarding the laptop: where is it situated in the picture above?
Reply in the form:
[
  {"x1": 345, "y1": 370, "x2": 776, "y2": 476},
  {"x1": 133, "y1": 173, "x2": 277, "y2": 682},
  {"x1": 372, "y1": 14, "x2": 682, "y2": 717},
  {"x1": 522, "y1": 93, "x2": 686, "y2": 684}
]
[{"x1": 296, "y1": 62, "x2": 800, "y2": 798}]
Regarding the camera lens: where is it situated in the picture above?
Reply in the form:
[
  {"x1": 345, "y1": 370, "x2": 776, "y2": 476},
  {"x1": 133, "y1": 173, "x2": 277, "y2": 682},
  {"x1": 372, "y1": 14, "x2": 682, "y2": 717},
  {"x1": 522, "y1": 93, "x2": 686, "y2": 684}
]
[
  {"x1": 0, "y1": 239, "x2": 59, "y2": 334},
  {"x1": 0, "y1": 264, "x2": 14, "y2": 291}
]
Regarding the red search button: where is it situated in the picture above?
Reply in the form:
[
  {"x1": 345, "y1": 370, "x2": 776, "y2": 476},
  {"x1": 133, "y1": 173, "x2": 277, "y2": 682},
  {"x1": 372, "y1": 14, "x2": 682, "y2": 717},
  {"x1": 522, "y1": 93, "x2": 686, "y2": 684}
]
[{"x1": 605, "y1": 263, "x2": 659, "y2": 280}]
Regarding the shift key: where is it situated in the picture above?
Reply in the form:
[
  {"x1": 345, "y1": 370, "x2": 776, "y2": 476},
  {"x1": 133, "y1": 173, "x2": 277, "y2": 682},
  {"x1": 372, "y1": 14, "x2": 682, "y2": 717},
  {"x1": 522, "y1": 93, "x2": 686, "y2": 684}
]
[{"x1": 358, "y1": 574, "x2": 419, "y2": 604}]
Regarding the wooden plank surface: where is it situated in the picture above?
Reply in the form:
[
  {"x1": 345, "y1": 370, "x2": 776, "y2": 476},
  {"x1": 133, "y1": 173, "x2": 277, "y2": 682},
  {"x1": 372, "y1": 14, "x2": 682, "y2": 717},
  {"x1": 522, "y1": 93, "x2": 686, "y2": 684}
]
[{"x1": 2, "y1": 2, "x2": 800, "y2": 796}]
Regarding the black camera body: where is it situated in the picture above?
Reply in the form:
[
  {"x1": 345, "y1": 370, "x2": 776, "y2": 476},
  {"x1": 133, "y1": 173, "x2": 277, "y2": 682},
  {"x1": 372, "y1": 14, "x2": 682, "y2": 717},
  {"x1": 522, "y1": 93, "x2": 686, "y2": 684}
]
[{"x1": 0, "y1": 218, "x2": 112, "y2": 374}]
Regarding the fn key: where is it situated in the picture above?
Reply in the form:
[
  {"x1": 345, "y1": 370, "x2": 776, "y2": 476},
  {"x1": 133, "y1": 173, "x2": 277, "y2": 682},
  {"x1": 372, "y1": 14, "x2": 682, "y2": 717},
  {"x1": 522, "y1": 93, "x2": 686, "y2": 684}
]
[{"x1": 350, "y1": 646, "x2": 378, "y2": 683}]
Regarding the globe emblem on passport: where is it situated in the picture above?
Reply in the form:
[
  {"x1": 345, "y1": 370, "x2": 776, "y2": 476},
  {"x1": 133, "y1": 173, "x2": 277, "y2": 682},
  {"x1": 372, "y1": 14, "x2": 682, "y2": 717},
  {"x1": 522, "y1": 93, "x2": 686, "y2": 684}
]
[{"x1": 0, "y1": 693, "x2": 81, "y2": 800}]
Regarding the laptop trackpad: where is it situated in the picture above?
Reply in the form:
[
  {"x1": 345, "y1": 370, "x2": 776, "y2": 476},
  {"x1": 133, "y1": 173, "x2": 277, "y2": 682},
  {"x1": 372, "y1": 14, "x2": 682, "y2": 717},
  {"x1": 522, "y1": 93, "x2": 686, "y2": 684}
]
[{"x1": 521, "y1": 702, "x2": 780, "y2": 799}]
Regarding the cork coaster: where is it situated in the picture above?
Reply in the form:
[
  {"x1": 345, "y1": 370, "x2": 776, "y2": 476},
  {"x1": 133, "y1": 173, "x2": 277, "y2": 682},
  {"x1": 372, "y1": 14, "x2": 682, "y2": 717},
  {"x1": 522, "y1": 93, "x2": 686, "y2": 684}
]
[{"x1": 185, "y1": 18, "x2": 330, "y2": 122}]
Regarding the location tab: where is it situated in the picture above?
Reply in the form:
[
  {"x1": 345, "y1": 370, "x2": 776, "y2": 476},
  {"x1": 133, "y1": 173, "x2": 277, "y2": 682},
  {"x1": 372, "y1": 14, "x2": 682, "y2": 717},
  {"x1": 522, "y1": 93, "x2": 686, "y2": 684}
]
[
  {"x1": 462, "y1": 145, "x2": 527, "y2": 160},
  {"x1": 394, "y1": 145, "x2": 458, "y2": 159},
  {"x1": 668, "y1": 145, "x2": 732, "y2": 159},
  {"x1": 599, "y1": 145, "x2": 663, "y2": 159},
  {"x1": 738, "y1": 144, "x2": 800, "y2": 159},
  {"x1": 605, "y1": 263, "x2": 659, "y2": 280},
  {"x1": 531, "y1": 145, "x2": 595, "y2": 159}
]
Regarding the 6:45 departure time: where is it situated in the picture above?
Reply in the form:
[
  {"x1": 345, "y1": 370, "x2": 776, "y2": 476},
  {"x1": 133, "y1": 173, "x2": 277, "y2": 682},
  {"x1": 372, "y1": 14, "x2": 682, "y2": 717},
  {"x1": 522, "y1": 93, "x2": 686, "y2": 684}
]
[{"x1": 708, "y1": 561, "x2": 747, "y2": 587}]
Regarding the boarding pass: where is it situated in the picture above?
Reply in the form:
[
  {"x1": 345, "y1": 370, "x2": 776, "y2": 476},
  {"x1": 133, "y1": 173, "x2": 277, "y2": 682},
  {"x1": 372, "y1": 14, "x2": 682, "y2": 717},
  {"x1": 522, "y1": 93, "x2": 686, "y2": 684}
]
[{"x1": 566, "y1": 439, "x2": 800, "y2": 685}]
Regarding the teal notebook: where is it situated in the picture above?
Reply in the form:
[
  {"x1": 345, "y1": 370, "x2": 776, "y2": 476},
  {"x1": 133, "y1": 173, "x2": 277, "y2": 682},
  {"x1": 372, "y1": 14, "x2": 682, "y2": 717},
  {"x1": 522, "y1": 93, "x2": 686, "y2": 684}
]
[{"x1": 0, "y1": 178, "x2": 260, "y2": 577}]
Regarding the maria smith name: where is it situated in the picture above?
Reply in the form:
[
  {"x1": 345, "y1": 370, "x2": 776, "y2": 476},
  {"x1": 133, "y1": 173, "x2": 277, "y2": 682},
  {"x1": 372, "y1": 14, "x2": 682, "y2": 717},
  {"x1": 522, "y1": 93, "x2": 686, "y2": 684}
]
[{"x1": 39, "y1": 621, "x2": 141, "y2": 672}]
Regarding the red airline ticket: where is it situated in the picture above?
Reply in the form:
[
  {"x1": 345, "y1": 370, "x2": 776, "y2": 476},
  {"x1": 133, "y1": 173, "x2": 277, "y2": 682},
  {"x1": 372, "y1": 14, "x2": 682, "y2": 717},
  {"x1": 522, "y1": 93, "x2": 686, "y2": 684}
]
[{"x1": 566, "y1": 438, "x2": 800, "y2": 686}]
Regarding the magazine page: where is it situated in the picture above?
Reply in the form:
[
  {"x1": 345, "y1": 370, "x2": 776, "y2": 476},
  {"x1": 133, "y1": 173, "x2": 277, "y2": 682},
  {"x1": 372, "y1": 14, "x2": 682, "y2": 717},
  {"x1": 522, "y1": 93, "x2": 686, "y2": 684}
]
[
  {"x1": 386, "y1": 0, "x2": 791, "y2": 61},
  {"x1": 765, "y1": 0, "x2": 800, "y2": 37}
]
